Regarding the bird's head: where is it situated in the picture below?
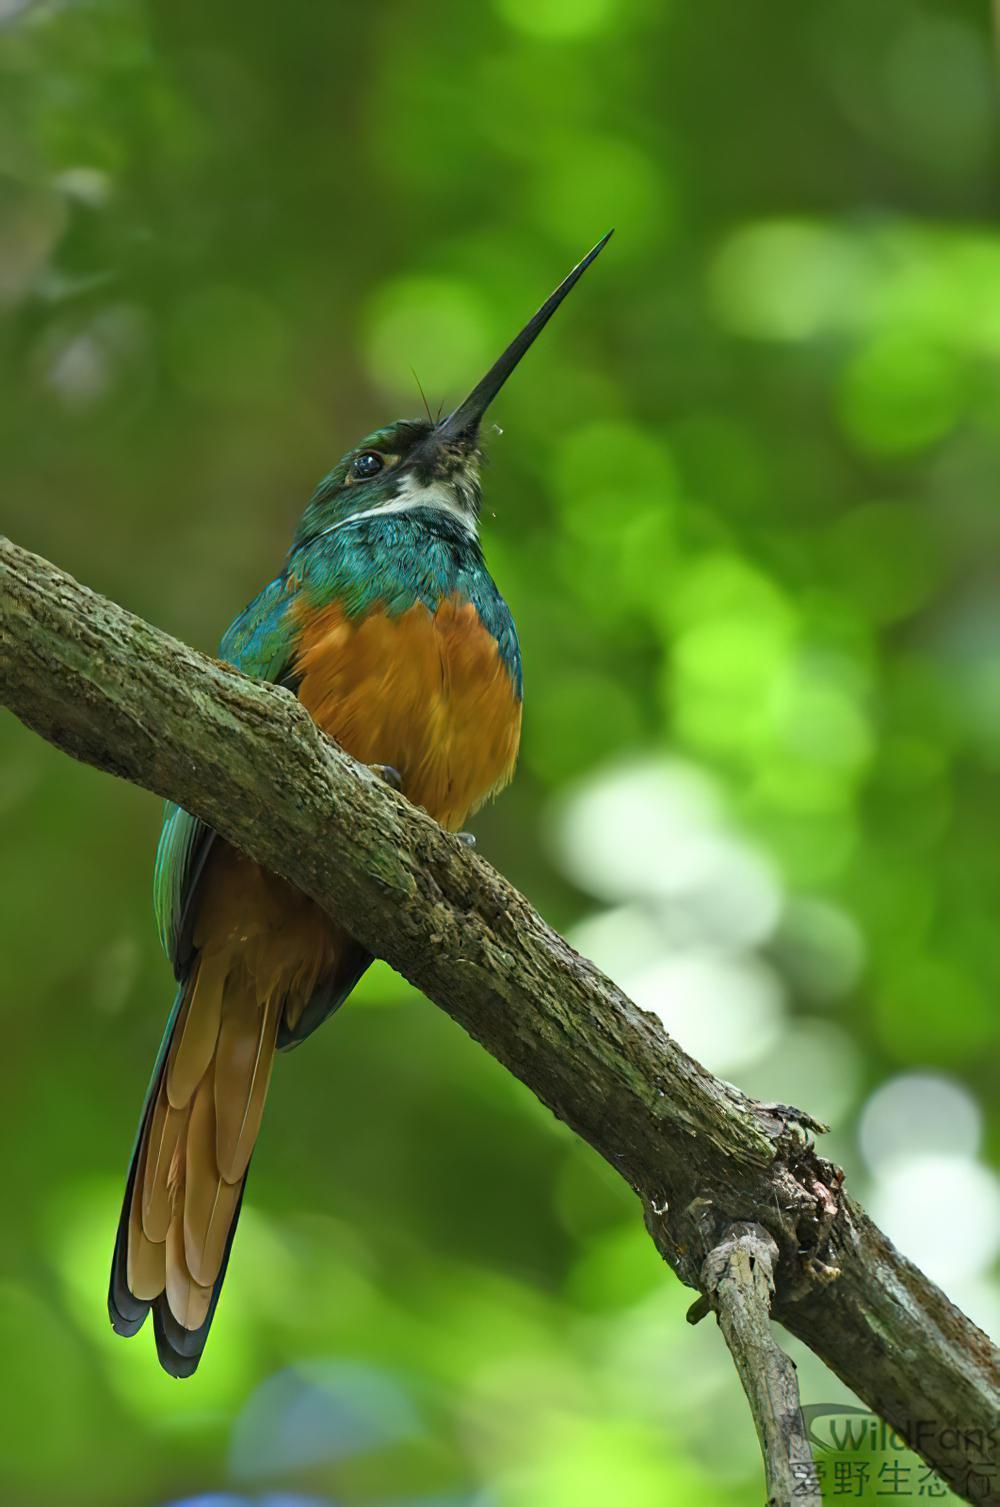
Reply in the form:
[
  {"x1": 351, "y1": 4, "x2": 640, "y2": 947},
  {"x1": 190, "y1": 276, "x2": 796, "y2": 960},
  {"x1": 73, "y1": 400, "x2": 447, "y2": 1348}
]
[{"x1": 294, "y1": 231, "x2": 612, "y2": 547}]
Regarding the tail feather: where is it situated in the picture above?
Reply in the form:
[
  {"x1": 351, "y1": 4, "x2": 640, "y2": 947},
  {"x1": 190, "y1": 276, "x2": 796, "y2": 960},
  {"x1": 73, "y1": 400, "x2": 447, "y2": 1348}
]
[
  {"x1": 127, "y1": 1138, "x2": 167, "y2": 1300},
  {"x1": 165, "y1": 950, "x2": 226, "y2": 1109},
  {"x1": 152, "y1": 1182, "x2": 246, "y2": 1377},
  {"x1": 183, "y1": 1071, "x2": 243, "y2": 1288},
  {"x1": 109, "y1": 1150, "x2": 154, "y2": 1337},
  {"x1": 141, "y1": 1092, "x2": 187, "y2": 1243},
  {"x1": 166, "y1": 1203, "x2": 213, "y2": 1331},
  {"x1": 108, "y1": 950, "x2": 279, "y2": 1376},
  {"x1": 214, "y1": 977, "x2": 278, "y2": 1182}
]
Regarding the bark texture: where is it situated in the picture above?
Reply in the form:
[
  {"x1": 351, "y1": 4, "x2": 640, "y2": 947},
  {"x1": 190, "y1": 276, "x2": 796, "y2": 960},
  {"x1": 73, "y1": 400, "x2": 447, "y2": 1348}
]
[{"x1": 2, "y1": 537, "x2": 998, "y2": 1504}]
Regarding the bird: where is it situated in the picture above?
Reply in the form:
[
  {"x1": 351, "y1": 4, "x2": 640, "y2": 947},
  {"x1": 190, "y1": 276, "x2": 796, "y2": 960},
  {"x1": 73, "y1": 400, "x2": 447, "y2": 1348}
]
[{"x1": 107, "y1": 231, "x2": 613, "y2": 1377}]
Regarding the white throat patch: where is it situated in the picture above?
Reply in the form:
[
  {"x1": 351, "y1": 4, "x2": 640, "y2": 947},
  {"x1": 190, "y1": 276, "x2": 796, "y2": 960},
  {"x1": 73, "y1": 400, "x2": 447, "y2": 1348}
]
[{"x1": 320, "y1": 474, "x2": 478, "y2": 540}]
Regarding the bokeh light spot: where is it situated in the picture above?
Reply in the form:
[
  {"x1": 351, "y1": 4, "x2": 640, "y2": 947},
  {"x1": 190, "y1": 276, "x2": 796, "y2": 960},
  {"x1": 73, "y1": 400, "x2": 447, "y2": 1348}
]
[
  {"x1": 495, "y1": 0, "x2": 620, "y2": 40},
  {"x1": 230, "y1": 1360, "x2": 419, "y2": 1479},
  {"x1": 552, "y1": 420, "x2": 678, "y2": 622},
  {"x1": 555, "y1": 420, "x2": 677, "y2": 517},
  {"x1": 837, "y1": 335, "x2": 965, "y2": 455},
  {"x1": 494, "y1": 1416, "x2": 723, "y2": 1507},
  {"x1": 533, "y1": 134, "x2": 667, "y2": 254},
  {"x1": 625, "y1": 951, "x2": 785, "y2": 1076},
  {"x1": 552, "y1": 758, "x2": 720, "y2": 902},
  {"x1": 557, "y1": 759, "x2": 783, "y2": 946},
  {"x1": 859, "y1": 1072, "x2": 982, "y2": 1172},
  {"x1": 667, "y1": 557, "x2": 797, "y2": 763},
  {"x1": 769, "y1": 661, "x2": 874, "y2": 774},
  {"x1": 364, "y1": 275, "x2": 492, "y2": 401},
  {"x1": 709, "y1": 220, "x2": 866, "y2": 341},
  {"x1": 36, "y1": 304, "x2": 150, "y2": 413},
  {"x1": 870, "y1": 1153, "x2": 1000, "y2": 1286}
]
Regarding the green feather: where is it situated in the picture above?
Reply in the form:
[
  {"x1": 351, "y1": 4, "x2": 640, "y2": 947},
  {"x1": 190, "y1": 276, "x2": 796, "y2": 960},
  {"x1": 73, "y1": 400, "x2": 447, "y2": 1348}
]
[{"x1": 153, "y1": 573, "x2": 302, "y2": 972}]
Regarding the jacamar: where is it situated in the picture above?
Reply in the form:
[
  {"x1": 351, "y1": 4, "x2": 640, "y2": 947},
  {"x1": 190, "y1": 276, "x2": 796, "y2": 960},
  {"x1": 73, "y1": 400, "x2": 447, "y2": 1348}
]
[{"x1": 108, "y1": 232, "x2": 612, "y2": 1376}]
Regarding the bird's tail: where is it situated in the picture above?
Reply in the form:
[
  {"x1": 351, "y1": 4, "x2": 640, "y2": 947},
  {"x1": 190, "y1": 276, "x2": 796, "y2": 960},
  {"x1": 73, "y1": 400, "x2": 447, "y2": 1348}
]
[{"x1": 108, "y1": 947, "x2": 280, "y2": 1377}]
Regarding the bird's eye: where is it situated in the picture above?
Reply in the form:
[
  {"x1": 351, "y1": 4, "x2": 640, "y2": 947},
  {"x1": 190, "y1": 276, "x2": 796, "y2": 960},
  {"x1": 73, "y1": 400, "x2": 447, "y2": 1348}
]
[{"x1": 350, "y1": 451, "x2": 384, "y2": 480}]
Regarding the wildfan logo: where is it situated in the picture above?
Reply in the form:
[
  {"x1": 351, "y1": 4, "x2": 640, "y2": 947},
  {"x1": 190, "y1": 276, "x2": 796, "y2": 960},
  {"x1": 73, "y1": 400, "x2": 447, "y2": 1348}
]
[{"x1": 801, "y1": 1405, "x2": 997, "y2": 1500}]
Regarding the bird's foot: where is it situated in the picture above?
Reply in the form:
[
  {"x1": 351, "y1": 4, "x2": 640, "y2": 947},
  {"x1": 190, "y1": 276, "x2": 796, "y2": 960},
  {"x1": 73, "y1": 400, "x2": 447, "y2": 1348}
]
[
  {"x1": 368, "y1": 763, "x2": 403, "y2": 791},
  {"x1": 757, "y1": 1101, "x2": 830, "y2": 1142},
  {"x1": 755, "y1": 1102, "x2": 830, "y2": 1166},
  {"x1": 455, "y1": 831, "x2": 476, "y2": 848}
]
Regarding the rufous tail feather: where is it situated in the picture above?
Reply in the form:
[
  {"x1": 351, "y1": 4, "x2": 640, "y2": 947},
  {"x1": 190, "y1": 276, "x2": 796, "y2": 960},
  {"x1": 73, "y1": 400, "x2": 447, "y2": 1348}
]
[
  {"x1": 110, "y1": 849, "x2": 355, "y2": 1374},
  {"x1": 109, "y1": 948, "x2": 280, "y2": 1376}
]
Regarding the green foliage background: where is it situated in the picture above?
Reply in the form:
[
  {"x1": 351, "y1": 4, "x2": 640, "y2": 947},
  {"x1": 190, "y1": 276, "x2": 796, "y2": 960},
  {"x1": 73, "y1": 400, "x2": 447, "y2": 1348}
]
[{"x1": 1, "y1": 1, "x2": 998, "y2": 1504}]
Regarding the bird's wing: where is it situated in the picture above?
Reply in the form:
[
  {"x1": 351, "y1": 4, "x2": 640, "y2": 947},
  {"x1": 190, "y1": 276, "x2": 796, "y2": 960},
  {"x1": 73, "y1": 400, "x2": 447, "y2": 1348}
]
[{"x1": 153, "y1": 570, "x2": 302, "y2": 976}]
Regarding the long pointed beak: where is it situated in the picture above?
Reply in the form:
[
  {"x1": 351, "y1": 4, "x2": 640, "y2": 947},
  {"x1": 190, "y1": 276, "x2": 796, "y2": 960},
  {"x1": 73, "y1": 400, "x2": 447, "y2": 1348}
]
[{"x1": 435, "y1": 230, "x2": 614, "y2": 443}]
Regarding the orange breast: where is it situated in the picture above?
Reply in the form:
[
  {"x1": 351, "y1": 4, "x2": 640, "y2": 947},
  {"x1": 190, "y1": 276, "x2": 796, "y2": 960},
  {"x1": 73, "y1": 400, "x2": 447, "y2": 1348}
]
[{"x1": 292, "y1": 595, "x2": 522, "y2": 832}]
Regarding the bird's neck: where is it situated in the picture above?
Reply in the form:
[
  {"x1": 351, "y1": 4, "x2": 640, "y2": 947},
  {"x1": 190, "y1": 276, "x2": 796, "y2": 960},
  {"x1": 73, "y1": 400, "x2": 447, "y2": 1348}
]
[{"x1": 317, "y1": 473, "x2": 479, "y2": 542}]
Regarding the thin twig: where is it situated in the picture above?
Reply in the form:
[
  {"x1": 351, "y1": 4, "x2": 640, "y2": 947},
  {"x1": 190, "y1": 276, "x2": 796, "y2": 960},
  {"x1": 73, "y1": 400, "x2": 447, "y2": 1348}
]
[{"x1": 702, "y1": 1224, "x2": 821, "y2": 1507}]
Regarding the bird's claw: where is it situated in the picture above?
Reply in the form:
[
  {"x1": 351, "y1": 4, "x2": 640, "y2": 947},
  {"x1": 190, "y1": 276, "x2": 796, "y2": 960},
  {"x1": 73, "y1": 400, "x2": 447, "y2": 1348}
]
[
  {"x1": 455, "y1": 831, "x2": 476, "y2": 847},
  {"x1": 760, "y1": 1101, "x2": 829, "y2": 1133}
]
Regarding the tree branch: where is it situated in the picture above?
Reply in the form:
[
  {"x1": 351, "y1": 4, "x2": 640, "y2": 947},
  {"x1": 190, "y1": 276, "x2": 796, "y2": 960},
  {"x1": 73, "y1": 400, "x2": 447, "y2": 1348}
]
[
  {"x1": 702, "y1": 1224, "x2": 821, "y2": 1507},
  {"x1": 1, "y1": 536, "x2": 997, "y2": 1505}
]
